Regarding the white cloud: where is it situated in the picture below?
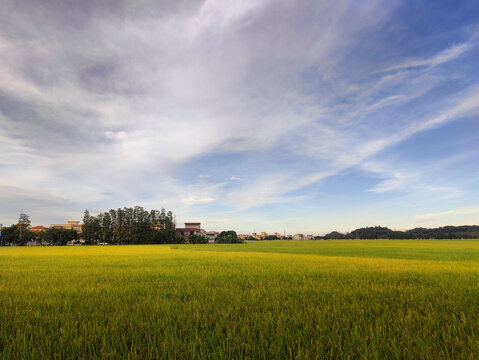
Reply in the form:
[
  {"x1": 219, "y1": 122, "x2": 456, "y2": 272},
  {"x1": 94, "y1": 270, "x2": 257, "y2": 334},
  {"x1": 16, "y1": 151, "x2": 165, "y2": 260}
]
[
  {"x1": 383, "y1": 42, "x2": 474, "y2": 72},
  {"x1": 415, "y1": 207, "x2": 479, "y2": 222},
  {"x1": 184, "y1": 197, "x2": 216, "y2": 205},
  {"x1": 367, "y1": 172, "x2": 408, "y2": 193},
  {"x1": 0, "y1": 0, "x2": 391, "y2": 219}
]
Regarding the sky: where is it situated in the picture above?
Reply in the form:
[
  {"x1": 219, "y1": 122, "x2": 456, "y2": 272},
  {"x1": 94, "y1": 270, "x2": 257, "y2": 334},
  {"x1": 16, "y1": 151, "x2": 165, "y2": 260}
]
[{"x1": 1, "y1": 0, "x2": 479, "y2": 235}]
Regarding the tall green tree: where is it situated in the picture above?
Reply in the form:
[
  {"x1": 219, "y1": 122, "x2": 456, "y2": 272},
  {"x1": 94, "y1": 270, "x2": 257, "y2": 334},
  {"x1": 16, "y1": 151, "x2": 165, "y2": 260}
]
[
  {"x1": 17, "y1": 213, "x2": 31, "y2": 245},
  {"x1": 81, "y1": 210, "x2": 102, "y2": 244},
  {"x1": 82, "y1": 210, "x2": 95, "y2": 244},
  {"x1": 116, "y1": 208, "x2": 127, "y2": 244},
  {"x1": 101, "y1": 212, "x2": 114, "y2": 244}
]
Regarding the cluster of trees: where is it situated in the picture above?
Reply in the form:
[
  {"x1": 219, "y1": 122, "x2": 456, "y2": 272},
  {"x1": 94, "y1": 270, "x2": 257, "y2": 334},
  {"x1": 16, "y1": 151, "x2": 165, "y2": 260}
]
[
  {"x1": 216, "y1": 231, "x2": 242, "y2": 243},
  {"x1": 263, "y1": 235, "x2": 280, "y2": 240},
  {"x1": 42, "y1": 228, "x2": 78, "y2": 245},
  {"x1": 323, "y1": 225, "x2": 479, "y2": 240},
  {"x1": 0, "y1": 214, "x2": 78, "y2": 246},
  {"x1": 187, "y1": 231, "x2": 242, "y2": 244},
  {"x1": 82, "y1": 206, "x2": 183, "y2": 245},
  {"x1": 404, "y1": 225, "x2": 479, "y2": 239},
  {"x1": 188, "y1": 234, "x2": 209, "y2": 244}
]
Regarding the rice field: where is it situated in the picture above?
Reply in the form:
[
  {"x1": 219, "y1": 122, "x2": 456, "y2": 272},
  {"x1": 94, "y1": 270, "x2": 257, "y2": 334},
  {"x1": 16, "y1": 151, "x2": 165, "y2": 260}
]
[{"x1": 1, "y1": 240, "x2": 479, "y2": 359}]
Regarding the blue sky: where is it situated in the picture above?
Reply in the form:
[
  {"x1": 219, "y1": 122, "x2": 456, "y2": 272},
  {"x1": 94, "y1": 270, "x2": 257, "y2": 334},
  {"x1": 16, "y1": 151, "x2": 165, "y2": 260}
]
[{"x1": 0, "y1": 0, "x2": 478, "y2": 234}]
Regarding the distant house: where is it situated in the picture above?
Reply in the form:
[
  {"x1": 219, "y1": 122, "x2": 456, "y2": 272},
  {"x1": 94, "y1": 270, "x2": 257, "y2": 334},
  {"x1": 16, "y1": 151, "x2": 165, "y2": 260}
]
[
  {"x1": 293, "y1": 234, "x2": 305, "y2": 240},
  {"x1": 251, "y1": 233, "x2": 262, "y2": 240},
  {"x1": 206, "y1": 231, "x2": 219, "y2": 243},
  {"x1": 49, "y1": 221, "x2": 83, "y2": 233},
  {"x1": 29, "y1": 226, "x2": 47, "y2": 232},
  {"x1": 175, "y1": 222, "x2": 206, "y2": 239}
]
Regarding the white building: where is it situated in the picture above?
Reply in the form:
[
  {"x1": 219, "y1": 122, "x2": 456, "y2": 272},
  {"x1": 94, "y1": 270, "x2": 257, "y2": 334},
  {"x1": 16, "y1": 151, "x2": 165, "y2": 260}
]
[{"x1": 206, "y1": 231, "x2": 219, "y2": 243}]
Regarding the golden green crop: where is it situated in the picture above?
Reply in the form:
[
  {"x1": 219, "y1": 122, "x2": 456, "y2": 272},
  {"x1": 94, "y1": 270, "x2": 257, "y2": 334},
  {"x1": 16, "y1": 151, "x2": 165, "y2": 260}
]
[{"x1": 1, "y1": 240, "x2": 479, "y2": 359}]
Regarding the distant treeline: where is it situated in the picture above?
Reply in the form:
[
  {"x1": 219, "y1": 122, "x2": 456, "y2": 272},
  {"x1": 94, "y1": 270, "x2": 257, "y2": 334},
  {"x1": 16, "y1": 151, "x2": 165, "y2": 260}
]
[
  {"x1": 323, "y1": 225, "x2": 479, "y2": 240},
  {"x1": 2, "y1": 211, "x2": 478, "y2": 246}
]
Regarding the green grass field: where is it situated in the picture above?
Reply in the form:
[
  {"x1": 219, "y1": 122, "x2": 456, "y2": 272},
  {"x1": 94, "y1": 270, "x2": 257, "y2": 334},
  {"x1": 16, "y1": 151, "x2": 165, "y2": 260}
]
[{"x1": 1, "y1": 240, "x2": 479, "y2": 359}]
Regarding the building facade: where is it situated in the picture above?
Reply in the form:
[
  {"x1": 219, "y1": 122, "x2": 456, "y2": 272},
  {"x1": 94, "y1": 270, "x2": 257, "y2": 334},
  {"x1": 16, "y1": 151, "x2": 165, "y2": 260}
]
[
  {"x1": 206, "y1": 231, "x2": 219, "y2": 243},
  {"x1": 175, "y1": 222, "x2": 206, "y2": 239},
  {"x1": 49, "y1": 221, "x2": 83, "y2": 233},
  {"x1": 29, "y1": 226, "x2": 47, "y2": 232}
]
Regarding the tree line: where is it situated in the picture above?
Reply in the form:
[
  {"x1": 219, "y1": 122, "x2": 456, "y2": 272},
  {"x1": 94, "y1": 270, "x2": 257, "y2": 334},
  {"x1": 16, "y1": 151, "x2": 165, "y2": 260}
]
[
  {"x1": 5, "y1": 211, "x2": 476, "y2": 246},
  {"x1": 185, "y1": 231, "x2": 243, "y2": 244},
  {"x1": 0, "y1": 207, "x2": 182, "y2": 246},
  {"x1": 0, "y1": 207, "x2": 244, "y2": 246},
  {"x1": 323, "y1": 225, "x2": 479, "y2": 240},
  {"x1": 81, "y1": 206, "x2": 182, "y2": 244}
]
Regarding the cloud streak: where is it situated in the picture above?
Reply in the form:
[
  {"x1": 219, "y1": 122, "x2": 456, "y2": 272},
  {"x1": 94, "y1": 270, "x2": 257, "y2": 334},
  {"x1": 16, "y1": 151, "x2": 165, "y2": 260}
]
[
  {"x1": 415, "y1": 208, "x2": 479, "y2": 222},
  {"x1": 383, "y1": 42, "x2": 474, "y2": 72}
]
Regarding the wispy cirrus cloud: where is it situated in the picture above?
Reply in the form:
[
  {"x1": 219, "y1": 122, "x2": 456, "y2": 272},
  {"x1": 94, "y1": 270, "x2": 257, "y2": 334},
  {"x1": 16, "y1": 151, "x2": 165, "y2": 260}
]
[
  {"x1": 226, "y1": 84, "x2": 479, "y2": 209},
  {"x1": 382, "y1": 42, "x2": 474, "y2": 72},
  {"x1": 415, "y1": 207, "x2": 479, "y2": 222}
]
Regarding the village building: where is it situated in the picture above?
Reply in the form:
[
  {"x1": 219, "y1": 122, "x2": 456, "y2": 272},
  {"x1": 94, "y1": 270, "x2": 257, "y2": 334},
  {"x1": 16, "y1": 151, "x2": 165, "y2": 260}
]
[
  {"x1": 175, "y1": 222, "x2": 206, "y2": 239},
  {"x1": 49, "y1": 221, "x2": 83, "y2": 233},
  {"x1": 29, "y1": 226, "x2": 47, "y2": 232},
  {"x1": 251, "y1": 232, "x2": 261, "y2": 240},
  {"x1": 206, "y1": 231, "x2": 219, "y2": 243}
]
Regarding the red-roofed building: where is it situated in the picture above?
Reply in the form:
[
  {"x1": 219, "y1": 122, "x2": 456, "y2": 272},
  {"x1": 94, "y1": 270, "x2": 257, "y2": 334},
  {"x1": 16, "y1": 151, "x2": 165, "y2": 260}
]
[{"x1": 29, "y1": 226, "x2": 47, "y2": 232}]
